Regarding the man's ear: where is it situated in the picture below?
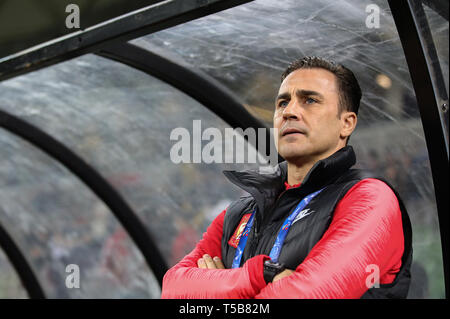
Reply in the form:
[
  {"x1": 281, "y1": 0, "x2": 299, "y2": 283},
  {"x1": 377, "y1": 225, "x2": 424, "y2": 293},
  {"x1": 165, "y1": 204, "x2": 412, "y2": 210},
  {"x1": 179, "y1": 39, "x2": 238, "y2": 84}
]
[{"x1": 340, "y1": 111, "x2": 357, "y2": 139}]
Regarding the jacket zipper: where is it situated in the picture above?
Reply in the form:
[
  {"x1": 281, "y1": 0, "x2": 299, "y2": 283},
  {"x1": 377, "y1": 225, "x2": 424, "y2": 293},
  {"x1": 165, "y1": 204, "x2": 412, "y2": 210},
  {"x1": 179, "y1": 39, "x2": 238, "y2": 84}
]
[{"x1": 248, "y1": 187, "x2": 293, "y2": 257}]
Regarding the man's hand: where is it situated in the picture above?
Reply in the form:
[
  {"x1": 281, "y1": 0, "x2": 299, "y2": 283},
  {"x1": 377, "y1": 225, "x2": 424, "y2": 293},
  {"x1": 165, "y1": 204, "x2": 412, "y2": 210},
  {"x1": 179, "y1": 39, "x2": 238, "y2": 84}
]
[
  {"x1": 273, "y1": 269, "x2": 294, "y2": 282},
  {"x1": 197, "y1": 254, "x2": 225, "y2": 269}
]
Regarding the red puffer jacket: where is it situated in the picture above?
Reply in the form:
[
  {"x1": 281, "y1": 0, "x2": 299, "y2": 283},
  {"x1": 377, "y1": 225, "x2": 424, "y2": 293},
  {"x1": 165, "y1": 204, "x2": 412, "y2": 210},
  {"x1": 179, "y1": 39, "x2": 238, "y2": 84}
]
[{"x1": 161, "y1": 178, "x2": 404, "y2": 299}]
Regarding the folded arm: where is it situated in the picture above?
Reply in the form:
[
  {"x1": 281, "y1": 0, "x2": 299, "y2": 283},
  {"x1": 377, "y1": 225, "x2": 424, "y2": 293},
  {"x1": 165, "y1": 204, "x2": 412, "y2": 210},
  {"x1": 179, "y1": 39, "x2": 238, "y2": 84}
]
[{"x1": 161, "y1": 209, "x2": 268, "y2": 299}]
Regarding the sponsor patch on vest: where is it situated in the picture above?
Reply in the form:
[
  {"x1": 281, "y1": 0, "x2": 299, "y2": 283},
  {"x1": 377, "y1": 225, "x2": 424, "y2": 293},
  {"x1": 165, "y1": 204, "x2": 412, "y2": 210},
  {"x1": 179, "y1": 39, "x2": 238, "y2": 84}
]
[{"x1": 228, "y1": 213, "x2": 252, "y2": 248}]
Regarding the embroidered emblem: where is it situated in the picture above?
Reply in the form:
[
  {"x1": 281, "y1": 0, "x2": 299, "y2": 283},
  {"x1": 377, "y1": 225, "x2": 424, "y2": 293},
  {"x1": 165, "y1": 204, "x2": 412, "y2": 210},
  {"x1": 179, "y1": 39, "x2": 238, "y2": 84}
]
[{"x1": 228, "y1": 213, "x2": 252, "y2": 248}]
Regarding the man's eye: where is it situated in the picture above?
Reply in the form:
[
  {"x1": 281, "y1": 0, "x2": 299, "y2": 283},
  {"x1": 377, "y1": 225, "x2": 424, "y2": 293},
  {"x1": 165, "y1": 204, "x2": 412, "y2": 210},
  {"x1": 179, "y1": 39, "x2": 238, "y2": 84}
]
[
  {"x1": 278, "y1": 100, "x2": 289, "y2": 107},
  {"x1": 305, "y1": 97, "x2": 317, "y2": 104}
]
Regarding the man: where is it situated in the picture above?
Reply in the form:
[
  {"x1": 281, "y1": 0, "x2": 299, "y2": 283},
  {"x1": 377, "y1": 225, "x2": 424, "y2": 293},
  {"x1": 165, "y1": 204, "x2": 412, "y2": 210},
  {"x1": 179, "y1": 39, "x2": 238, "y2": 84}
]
[{"x1": 161, "y1": 56, "x2": 412, "y2": 299}]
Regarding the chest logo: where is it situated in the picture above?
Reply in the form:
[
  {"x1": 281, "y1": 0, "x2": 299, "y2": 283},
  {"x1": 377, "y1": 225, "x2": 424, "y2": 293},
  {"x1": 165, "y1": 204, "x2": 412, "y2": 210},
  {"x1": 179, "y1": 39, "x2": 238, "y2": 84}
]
[
  {"x1": 292, "y1": 208, "x2": 314, "y2": 225},
  {"x1": 228, "y1": 213, "x2": 252, "y2": 248}
]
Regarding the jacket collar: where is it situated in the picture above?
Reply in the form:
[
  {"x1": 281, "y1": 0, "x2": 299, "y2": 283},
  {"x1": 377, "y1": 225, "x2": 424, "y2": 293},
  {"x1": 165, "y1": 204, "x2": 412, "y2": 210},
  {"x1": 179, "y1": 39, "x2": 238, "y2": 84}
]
[{"x1": 223, "y1": 146, "x2": 356, "y2": 213}]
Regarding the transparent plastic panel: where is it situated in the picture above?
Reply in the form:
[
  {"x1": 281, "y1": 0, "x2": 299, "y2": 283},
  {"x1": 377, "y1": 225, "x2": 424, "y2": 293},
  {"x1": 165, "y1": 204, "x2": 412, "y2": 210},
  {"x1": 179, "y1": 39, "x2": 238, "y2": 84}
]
[
  {"x1": 0, "y1": 130, "x2": 160, "y2": 298},
  {"x1": 0, "y1": 248, "x2": 28, "y2": 298},
  {"x1": 132, "y1": 0, "x2": 444, "y2": 298},
  {"x1": 0, "y1": 54, "x2": 258, "y2": 270},
  {"x1": 132, "y1": 0, "x2": 422, "y2": 126}
]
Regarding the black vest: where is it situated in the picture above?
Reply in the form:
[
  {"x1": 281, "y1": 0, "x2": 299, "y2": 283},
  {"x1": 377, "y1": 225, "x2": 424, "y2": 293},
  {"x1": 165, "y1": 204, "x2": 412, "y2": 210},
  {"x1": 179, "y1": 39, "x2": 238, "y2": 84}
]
[{"x1": 221, "y1": 146, "x2": 413, "y2": 299}]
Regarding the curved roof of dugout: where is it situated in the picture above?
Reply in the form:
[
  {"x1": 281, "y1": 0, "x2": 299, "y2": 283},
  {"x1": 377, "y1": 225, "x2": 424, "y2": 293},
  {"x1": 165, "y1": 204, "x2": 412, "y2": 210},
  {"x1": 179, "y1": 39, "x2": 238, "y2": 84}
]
[{"x1": 0, "y1": 0, "x2": 447, "y2": 299}]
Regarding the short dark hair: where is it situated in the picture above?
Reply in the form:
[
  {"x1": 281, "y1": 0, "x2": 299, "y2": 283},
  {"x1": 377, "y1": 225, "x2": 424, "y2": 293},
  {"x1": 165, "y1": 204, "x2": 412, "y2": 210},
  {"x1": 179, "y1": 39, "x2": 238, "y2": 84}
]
[{"x1": 281, "y1": 56, "x2": 362, "y2": 115}]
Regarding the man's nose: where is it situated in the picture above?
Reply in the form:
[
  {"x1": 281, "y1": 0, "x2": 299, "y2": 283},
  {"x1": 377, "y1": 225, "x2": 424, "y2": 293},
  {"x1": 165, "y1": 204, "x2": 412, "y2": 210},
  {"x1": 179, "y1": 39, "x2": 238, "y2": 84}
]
[{"x1": 282, "y1": 99, "x2": 301, "y2": 120}]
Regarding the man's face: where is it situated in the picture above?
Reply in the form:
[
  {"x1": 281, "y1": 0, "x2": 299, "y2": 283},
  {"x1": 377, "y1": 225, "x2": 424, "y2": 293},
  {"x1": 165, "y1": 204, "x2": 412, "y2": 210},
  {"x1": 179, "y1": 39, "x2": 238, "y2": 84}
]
[{"x1": 273, "y1": 68, "x2": 344, "y2": 163}]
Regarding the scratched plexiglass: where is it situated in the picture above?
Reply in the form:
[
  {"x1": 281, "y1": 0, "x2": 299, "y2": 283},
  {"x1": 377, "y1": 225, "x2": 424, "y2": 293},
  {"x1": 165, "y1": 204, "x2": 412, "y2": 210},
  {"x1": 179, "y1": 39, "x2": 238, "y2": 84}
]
[
  {"x1": 0, "y1": 53, "x2": 258, "y2": 297},
  {"x1": 0, "y1": 0, "x2": 446, "y2": 299}
]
